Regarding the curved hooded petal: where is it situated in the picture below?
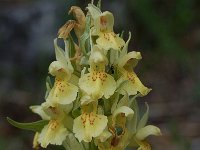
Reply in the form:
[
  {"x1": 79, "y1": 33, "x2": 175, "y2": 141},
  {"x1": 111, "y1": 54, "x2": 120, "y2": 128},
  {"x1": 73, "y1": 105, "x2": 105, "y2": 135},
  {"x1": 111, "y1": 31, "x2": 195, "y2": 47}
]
[
  {"x1": 73, "y1": 113, "x2": 108, "y2": 142},
  {"x1": 118, "y1": 51, "x2": 142, "y2": 69},
  {"x1": 38, "y1": 120, "x2": 68, "y2": 148},
  {"x1": 94, "y1": 11, "x2": 114, "y2": 33},
  {"x1": 30, "y1": 105, "x2": 50, "y2": 120},
  {"x1": 47, "y1": 77, "x2": 78, "y2": 105},
  {"x1": 135, "y1": 125, "x2": 161, "y2": 141},
  {"x1": 48, "y1": 61, "x2": 70, "y2": 79},
  {"x1": 112, "y1": 106, "x2": 134, "y2": 123}
]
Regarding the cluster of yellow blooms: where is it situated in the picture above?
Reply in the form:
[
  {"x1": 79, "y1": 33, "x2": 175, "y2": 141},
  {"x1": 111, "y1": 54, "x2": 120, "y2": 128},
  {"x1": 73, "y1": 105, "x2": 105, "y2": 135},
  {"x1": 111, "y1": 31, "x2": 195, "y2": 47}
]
[{"x1": 8, "y1": 1, "x2": 161, "y2": 150}]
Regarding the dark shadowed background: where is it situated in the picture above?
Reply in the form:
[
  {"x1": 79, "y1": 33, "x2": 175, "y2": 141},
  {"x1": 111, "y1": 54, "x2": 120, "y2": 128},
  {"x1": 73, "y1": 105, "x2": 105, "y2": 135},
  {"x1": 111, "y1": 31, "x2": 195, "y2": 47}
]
[{"x1": 0, "y1": 0, "x2": 200, "y2": 149}]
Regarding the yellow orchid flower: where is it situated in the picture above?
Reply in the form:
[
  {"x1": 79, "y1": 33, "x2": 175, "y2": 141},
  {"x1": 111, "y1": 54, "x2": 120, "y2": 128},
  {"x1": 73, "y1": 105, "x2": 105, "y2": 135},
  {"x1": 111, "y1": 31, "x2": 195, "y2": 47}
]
[
  {"x1": 79, "y1": 45, "x2": 116, "y2": 100},
  {"x1": 46, "y1": 39, "x2": 78, "y2": 106},
  {"x1": 73, "y1": 103, "x2": 108, "y2": 142},
  {"x1": 73, "y1": 111, "x2": 108, "y2": 142},
  {"x1": 38, "y1": 118, "x2": 68, "y2": 148},
  {"x1": 117, "y1": 51, "x2": 151, "y2": 96},
  {"x1": 87, "y1": 4, "x2": 125, "y2": 51},
  {"x1": 31, "y1": 103, "x2": 71, "y2": 148}
]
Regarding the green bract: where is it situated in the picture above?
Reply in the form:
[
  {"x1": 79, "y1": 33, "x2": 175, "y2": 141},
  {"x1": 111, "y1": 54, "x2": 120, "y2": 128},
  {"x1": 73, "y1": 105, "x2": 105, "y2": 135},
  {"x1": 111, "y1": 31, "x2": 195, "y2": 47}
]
[{"x1": 8, "y1": 1, "x2": 161, "y2": 150}]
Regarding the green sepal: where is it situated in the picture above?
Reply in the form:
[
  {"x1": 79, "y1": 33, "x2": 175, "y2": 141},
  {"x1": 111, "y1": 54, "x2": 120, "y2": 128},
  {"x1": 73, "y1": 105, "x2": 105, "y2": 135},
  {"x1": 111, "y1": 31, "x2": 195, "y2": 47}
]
[
  {"x1": 68, "y1": 34, "x2": 76, "y2": 59},
  {"x1": 7, "y1": 117, "x2": 48, "y2": 132},
  {"x1": 120, "y1": 30, "x2": 124, "y2": 38},
  {"x1": 63, "y1": 134, "x2": 85, "y2": 150},
  {"x1": 46, "y1": 76, "x2": 53, "y2": 88},
  {"x1": 116, "y1": 80, "x2": 129, "y2": 92},
  {"x1": 80, "y1": 15, "x2": 91, "y2": 57},
  {"x1": 111, "y1": 93, "x2": 119, "y2": 114},
  {"x1": 137, "y1": 102, "x2": 149, "y2": 130},
  {"x1": 97, "y1": 0, "x2": 102, "y2": 9},
  {"x1": 127, "y1": 98, "x2": 139, "y2": 134},
  {"x1": 54, "y1": 39, "x2": 66, "y2": 63},
  {"x1": 121, "y1": 31, "x2": 131, "y2": 56},
  {"x1": 72, "y1": 93, "x2": 81, "y2": 118},
  {"x1": 45, "y1": 76, "x2": 53, "y2": 99},
  {"x1": 117, "y1": 93, "x2": 129, "y2": 108}
]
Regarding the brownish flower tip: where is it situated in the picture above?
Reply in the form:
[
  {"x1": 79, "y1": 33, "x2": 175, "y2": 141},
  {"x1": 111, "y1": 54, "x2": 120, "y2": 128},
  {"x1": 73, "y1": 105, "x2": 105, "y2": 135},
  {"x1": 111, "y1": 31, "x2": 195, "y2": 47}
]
[
  {"x1": 68, "y1": 6, "x2": 86, "y2": 26},
  {"x1": 58, "y1": 20, "x2": 76, "y2": 40}
]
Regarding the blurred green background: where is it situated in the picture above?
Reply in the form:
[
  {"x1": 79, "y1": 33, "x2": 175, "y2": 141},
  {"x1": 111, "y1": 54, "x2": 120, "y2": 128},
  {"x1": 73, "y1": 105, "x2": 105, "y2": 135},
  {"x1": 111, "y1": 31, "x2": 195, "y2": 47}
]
[{"x1": 0, "y1": 0, "x2": 199, "y2": 149}]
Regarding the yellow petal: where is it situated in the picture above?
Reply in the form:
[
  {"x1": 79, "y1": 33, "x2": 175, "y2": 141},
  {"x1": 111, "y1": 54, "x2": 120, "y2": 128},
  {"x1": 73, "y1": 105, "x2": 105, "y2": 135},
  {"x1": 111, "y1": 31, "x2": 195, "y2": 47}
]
[
  {"x1": 97, "y1": 32, "x2": 125, "y2": 51},
  {"x1": 33, "y1": 132, "x2": 40, "y2": 149},
  {"x1": 79, "y1": 71, "x2": 116, "y2": 99},
  {"x1": 136, "y1": 125, "x2": 161, "y2": 141},
  {"x1": 47, "y1": 77, "x2": 78, "y2": 105},
  {"x1": 38, "y1": 120, "x2": 68, "y2": 148},
  {"x1": 73, "y1": 113, "x2": 108, "y2": 142},
  {"x1": 117, "y1": 71, "x2": 151, "y2": 96}
]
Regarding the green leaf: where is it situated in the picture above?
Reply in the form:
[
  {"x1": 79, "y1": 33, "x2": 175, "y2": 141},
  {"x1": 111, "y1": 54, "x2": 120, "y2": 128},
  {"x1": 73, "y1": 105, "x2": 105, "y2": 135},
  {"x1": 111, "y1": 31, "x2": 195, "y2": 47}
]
[{"x1": 7, "y1": 117, "x2": 48, "y2": 132}]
